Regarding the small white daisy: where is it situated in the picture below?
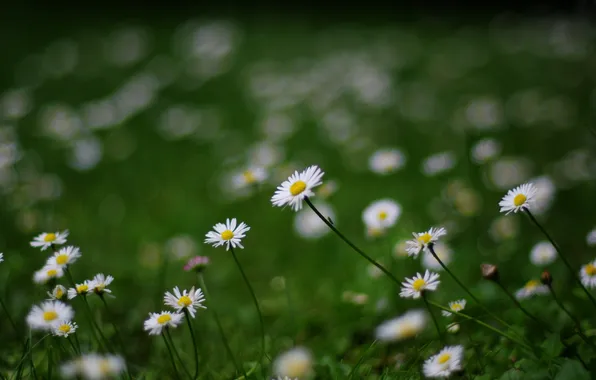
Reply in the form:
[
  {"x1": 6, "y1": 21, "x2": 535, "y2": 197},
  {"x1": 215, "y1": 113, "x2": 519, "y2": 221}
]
[
  {"x1": 27, "y1": 301, "x2": 74, "y2": 331},
  {"x1": 89, "y1": 273, "x2": 114, "y2": 295},
  {"x1": 52, "y1": 321, "x2": 78, "y2": 337},
  {"x1": 586, "y1": 228, "x2": 596, "y2": 247},
  {"x1": 529, "y1": 241, "x2": 557, "y2": 266},
  {"x1": 423, "y1": 345, "x2": 464, "y2": 378},
  {"x1": 164, "y1": 286, "x2": 206, "y2": 318},
  {"x1": 580, "y1": 259, "x2": 596, "y2": 289},
  {"x1": 368, "y1": 148, "x2": 406, "y2": 175},
  {"x1": 67, "y1": 281, "x2": 93, "y2": 300},
  {"x1": 422, "y1": 242, "x2": 453, "y2": 271},
  {"x1": 362, "y1": 199, "x2": 401, "y2": 234},
  {"x1": 273, "y1": 347, "x2": 313, "y2": 378},
  {"x1": 400, "y1": 270, "x2": 440, "y2": 299},
  {"x1": 515, "y1": 279, "x2": 549, "y2": 300},
  {"x1": 499, "y1": 183, "x2": 537, "y2": 214},
  {"x1": 231, "y1": 166, "x2": 268, "y2": 189},
  {"x1": 406, "y1": 227, "x2": 448, "y2": 257},
  {"x1": 46, "y1": 246, "x2": 81, "y2": 268},
  {"x1": 33, "y1": 264, "x2": 64, "y2": 284},
  {"x1": 204, "y1": 218, "x2": 250, "y2": 251},
  {"x1": 441, "y1": 299, "x2": 467, "y2": 317},
  {"x1": 143, "y1": 311, "x2": 184, "y2": 335},
  {"x1": 271, "y1": 165, "x2": 324, "y2": 211},
  {"x1": 47, "y1": 285, "x2": 67, "y2": 301},
  {"x1": 61, "y1": 354, "x2": 126, "y2": 379},
  {"x1": 375, "y1": 309, "x2": 428, "y2": 342},
  {"x1": 30, "y1": 230, "x2": 69, "y2": 251}
]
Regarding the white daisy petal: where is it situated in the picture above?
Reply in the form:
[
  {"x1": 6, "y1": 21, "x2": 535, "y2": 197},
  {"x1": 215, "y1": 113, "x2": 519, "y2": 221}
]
[{"x1": 271, "y1": 165, "x2": 324, "y2": 211}]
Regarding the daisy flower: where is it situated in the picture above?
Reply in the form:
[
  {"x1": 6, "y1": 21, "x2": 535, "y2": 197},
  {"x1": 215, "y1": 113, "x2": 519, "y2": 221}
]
[
  {"x1": 61, "y1": 354, "x2": 126, "y2": 379},
  {"x1": 586, "y1": 228, "x2": 596, "y2": 247},
  {"x1": 368, "y1": 148, "x2": 406, "y2": 175},
  {"x1": 375, "y1": 309, "x2": 428, "y2": 342},
  {"x1": 27, "y1": 301, "x2": 74, "y2": 331},
  {"x1": 405, "y1": 227, "x2": 447, "y2": 257},
  {"x1": 273, "y1": 347, "x2": 313, "y2": 378},
  {"x1": 89, "y1": 273, "x2": 114, "y2": 295},
  {"x1": 422, "y1": 242, "x2": 453, "y2": 271},
  {"x1": 30, "y1": 230, "x2": 69, "y2": 251},
  {"x1": 231, "y1": 166, "x2": 268, "y2": 189},
  {"x1": 447, "y1": 323, "x2": 460, "y2": 334},
  {"x1": 441, "y1": 299, "x2": 467, "y2": 317},
  {"x1": 515, "y1": 279, "x2": 549, "y2": 300},
  {"x1": 144, "y1": 311, "x2": 184, "y2": 335},
  {"x1": 580, "y1": 259, "x2": 596, "y2": 289},
  {"x1": 499, "y1": 183, "x2": 537, "y2": 214},
  {"x1": 164, "y1": 286, "x2": 206, "y2": 318},
  {"x1": 204, "y1": 218, "x2": 250, "y2": 250},
  {"x1": 423, "y1": 345, "x2": 464, "y2": 378},
  {"x1": 400, "y1": 271, "x2": 440, "y2": 299},
  {"x1": 47, "y1": 285, "x2": 67, "y2": 300},
  {"x1": 67, "y1": 281, "x2": 93, "y2": 300},
  {"x1": 46, "y1": 246, "x2": 81, "y2": 268},
  {"x1": 33, "y1": 264, "x2": 64, "y2": 284},
  {"x1": 271, "y1": 165, "x2": 324, "y2": 211},
  {"x1": 362, "y1": 199, "x2": 401, "y2": 234},
  {"x1": 529, "y1": 241, "x2": 556, "y2": 266},
  {"x1": 52, "y1": 321, "x2": 78, "y2": 337},
  {"x1": 184, "y1": 256, "x2": 210, "y2": 272}
]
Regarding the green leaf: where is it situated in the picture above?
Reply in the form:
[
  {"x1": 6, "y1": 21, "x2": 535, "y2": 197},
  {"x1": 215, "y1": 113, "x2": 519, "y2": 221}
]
[
  {"x1": 554, "y1": 359, "x2": 590, "y2": 380},
  {"x1": 499, "y1": 368, "x2": 524, "y2": 380},
  {"x1": 541, "y1": 333, "x2": 564, "y2": 358}
]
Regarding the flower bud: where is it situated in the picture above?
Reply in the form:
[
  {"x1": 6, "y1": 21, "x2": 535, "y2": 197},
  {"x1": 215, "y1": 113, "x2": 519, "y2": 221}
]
[
  {"x1": 540, "y1": 270, "x2": 552, "y2": 286},
  {"x1": 481, "y1": 263, "x2": 499, "y2": 282}
]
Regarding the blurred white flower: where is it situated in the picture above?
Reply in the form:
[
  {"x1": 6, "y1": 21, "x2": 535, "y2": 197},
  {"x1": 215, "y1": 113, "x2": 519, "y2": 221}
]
[
  {"x1": 587, "y1": 228, "x2": 596, "y2": 247},
  {"x1": 489, "y1": 157, "x2": 532, "y2": 190},
  {"x1": 368, "y1": 148, "x2": 406, "y2": 175},
  {"x1": 362, "y1": 199, "x2": 401, "y2": 236},
  {"x1": 530, "y1": 176, "x2": 556, "y2": 216},
  {"x1": 375, "y1": 309, "x2": 427, "y2": 342},
  {"x1": 471, "y1": 138, "x2": 501, "y2": 164},
  {"x1": 441, "y1": 299, "x2": 466, "y2": 317},
  {"x1": 46, "y1": 246, "x2": 81, "y2": 268},
  {"x1": 489, "y1": 215, "x2": 519, "y2": 241},
  {"x1": 33, "y1": 265, "x2": 64, "y2": 284},
  {"x1": 273, "y1": 347, "x2": 313, "y2": 378},
  {"x1": 422, "y1": 242, "x2": 452, "y2": 271},
  {"x1": 515, "y1": 280, "x2": 549, "y2": 300},
  {"x1": 293, "y1": 202, "x2": 334, "y2": 240},
  {"x1": 47, "y1": 285, "x2": 67, "y2": 301},
  {"x1": 31, "y1": 230, "x2": 69, "y2": 251},
  {"x1": 60, "y1": 353, "x2": 126, "y2": 379},
  {"x1": 530, "y1": 241, "x2": 556, "y2": 266},
  {"x1": 27, "y1": 301, "x2": 74, "y2": 331},
  {"x1": 422, "y1": 152, "x2": 456, "y2": 176},
  {"x1": 423, "y1": 345, "x2": 464, "y2": 378},
  {"x1": 580, "y1": 260, "x2": 596, "y2": 289}
]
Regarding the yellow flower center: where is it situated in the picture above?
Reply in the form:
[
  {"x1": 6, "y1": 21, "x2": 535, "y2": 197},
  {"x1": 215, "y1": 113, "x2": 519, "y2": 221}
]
[
  {"x1": 513, "y1": 194, "x2": 527, "y2": 207},
  {"x1": 243, "y1": 170, "x2": 256, "y2": 184},
  {"x1": 289, "y1": 180, "x2": 307, "y2": 196},
  {"x1": 59, "y1": 324, "x2": 71, "y2": 333},
  {"x1": 47, "y1": 269, "x2": 58, "y2": 277},
  {"x1": 451, "y1": 303, "x2": 463, "y2": 311},
  {"x1": 44, "y1": 233, "x2": 56, "y2": 242},
  {"x1": 55, "y1": 288, "x2": 64, "y2": 299},
  {"x1": 378, "y1": 211, "x2": 388, "y2": 220},
  {"x1": 438, "y1": 353, "x2": 451, "y2": 365},
  {"x1": 94, "y1": 283, "x2": 105, "y2": 292},
  {"x1": 76, "y1": 284, "x2": 88, "y2": 293},
  {"x1": 221, "y1": 230, "x2": 234, "y2": 241},
  {"x1": 368, "y1": 227, "x2": 384, "y2": 237},
  {"x1": 586, "y1": 264, "x2": 596, "y2": 276},
  {"x1": 525, "y1": 280, "x2": 539, "y2": 290},
  {"x1": 399, "y1": 322, "x2": 418, "y2": 338},
  {"x1": 99, "y1": 359, "x2": 111, "y2": 374},
  {"x1": 177, "y1": 295, "x2": 192, "y2": 307},
  {"x1": 55, "y1": 254, "x2": 68, "y2": 265},
  {"x1": 417, "y1": 233, "x2": 432, "y2": 244},
  {"x1": 43, "y1": 311, "x2": 58, "y2": 321},
  {"x1": 412, "y1": 278, "x2": 426, "y2": 292},
  {"x1": 157, "y1": 314, "x2": 171, "y2": 324},
  {"x1": 285, "y1": 359, "x2": 309, "y2": 377}
]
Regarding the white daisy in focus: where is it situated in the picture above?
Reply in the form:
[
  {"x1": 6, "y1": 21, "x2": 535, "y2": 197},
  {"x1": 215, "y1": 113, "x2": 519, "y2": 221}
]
[
  {"x1": 406, "y1": 227, "x2": 447, "y2": 257},
  {"x1": 67, "y1": 281, "x2": 93, "y2": 300},
  {"x1": 368, "y1": 148, "x2": 406, "y2": 175},
  {"x1": 293, "y1": 202, "x2": 334, "y2": 240},
  {"x1": 422, "y1": 242, "x2": 453, "y2": 271},
  {"x1": 272, "y1": 347, "x2": 313, "y2": 378},
  {"x1": 52, "y1": 321, "x2": 78, "y2": 337},
  {"x1": 205, "y1": 218, "x2": 250, "y2": 251},
  {"x1": 33, "y1": 264, "x2": 64, "y2": 284},
  {"x1": 362, "y1": 199, "x2": 401, "y2": 236},
  {"x1": 144, "y1": 311, "x2": 184, "y2": 335},
  {"x1": 586, "y1": 228, "x2": 596, "y2": 247},
  {"x1": 580, "y1": 260, "x2": 596, "y2": 289},
  {"x1": 27, "y1": 301, "x2": 74, "y2": 331},
  {"x1": 89, "y1": 273, "x2": 114, "y2": 295},
  {"x1": 499, "y1": 183, "x2": 537, "y2": 214},
  {"x1": 47, "y1": 285, "x2": 67, "y2": 301},
  {"x1": 441, "y1": 299, "x2": 466, "y2": 317},
  {"x1": 422, "y1": 345, "x2": 464, "y2": 378},
  {"x1": 164, "y1": 286, "x2": 206, "y2": 318},
  {"x1": 30, "y1": 230, "x2": 69, "y2": 251},
  {"x1": 529, "y1": 241, "x2": 556, "y2": 266},
  {"x1": 61, "y1": 353, "x2": 126, "y2": 379},
  {"x1": 375, "y1": 309, "x2": 428, "y2": 342},
  {"x1": 46, "y1": 246, "x2": 81, "y2": 268},
  {"x1": 271, "y1": 165, "x2": 324, "y2": 211},
  {"x1": 515, "y1": 279, "x2": 549, "y2": 300},
  {"x1": 400, "y1": 271, "x2": 440, "y2": 299}
]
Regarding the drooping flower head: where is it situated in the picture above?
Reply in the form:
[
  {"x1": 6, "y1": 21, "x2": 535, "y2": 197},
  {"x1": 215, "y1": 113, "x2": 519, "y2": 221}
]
[
  {"x1": 499, "y1": 183, "x2": 537, "y2": 214},
  {"x1": 406, "y1": 227, "x2": 447, "y2": 258},
  {"x1": 271, "y1": 165, "x2": 324, "y2": 211},
  {"x1": 31, "y1": 230, "x2": 69, "y2": 251},
  {"x1": 205, "y1": 218, "x2": 250, "y2": 251}
]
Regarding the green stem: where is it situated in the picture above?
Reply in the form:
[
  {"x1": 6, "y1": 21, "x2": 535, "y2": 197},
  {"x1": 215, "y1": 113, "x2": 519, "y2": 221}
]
[
  {"x1": 162, "y1": 332, "x2": 182, "y2": 380},
  {"x1": 0, "y1": 295, "x2": 18, "y2": 334},
  {"x1": 494, "y1": 280, "x2": 551, "y2": 331},
  {"x1": 305, "y1": 197, "x2": 401, "y2": 286},
  {"x1": 81, "y1": 295, "x2": 111, "y2": 352},
  {"x1": 12, "y1": 334, "x2": 50, "y2": 380},
  {"x1": 67, "y1": 336, "x2": 79, "y2": 355},
  {"x1": 422, "y1": 292, "x2": 443, "y2": 342},
  {"x1": 28, "y1": 329, "x2": 38, "y2": 380},
  {"x1": 198, "y1": 273, "x2": 245, "y2": 378},
  {"x1": 99, "y1": 296, "x2": 133, "y2": 379},
  {"x1": 348, "y1": 340, "x2": 377, "y2": 379},
  {"x1": 15, "y1": 337, "x2": 30, "y2": 379},
  {"x1": 184, "y1": 309, "x2": 200, "y2": 380},
  {"x1": 73, "y1": 333, "x2": 81, "y2": 355},
  {"x1": 165, "y1": 328, "x2": 193, "y2": 380},
  {"x1": 46, "y1": 340, "x2": 53, "y2": 380},
  {"x1": 547, "y1": 284, "x2": 596, "y2": 349}
]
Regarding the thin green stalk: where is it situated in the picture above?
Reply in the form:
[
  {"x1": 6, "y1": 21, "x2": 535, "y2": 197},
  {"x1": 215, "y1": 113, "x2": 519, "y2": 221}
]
[
  {"x1": 198, "y1": 273, "x2": 245, "y2": 378},
  {"x1": 46, "y1": 340, "x2": 53, "y2": 380},
  {"x1": 66, "y1": 336, "x2": 79, "y2": 355},
  {"x1": 348, "y1": 340, "x2": 377, "y2": 379},
  {"x1": 73, "y1": 333, "x2": 81, "y2": 355},
  {"x1": 524, "y1": 209, "x2": 596, "y2": 310},
  {"x1": 11, "y1": 334, "x2": 49, "y2": 380},
  {"x1": 162, "y1": 332, "x2": 182, "y2": 380},
  {"x1": 422, "y1": 292, "x2": 443, "y2": 342},
  {"x1": 494, "y1": 280, "x2": 551, "y2": 332},
  {"x1": 230, "y1": 246, "x2": 268, "y2": 376},
  {"x1": 184, "y1": 309, "x2": 200, "y2": 380},
  {"x1": 165, "y1": 328, "x2": 193, "y2": 380},
  {"x1": 467, "y1": 335, "x2": 485, "y2": 375},
  {"x1": 81, "y1": 295, "x2": 112, "y2": 352},
  {"x1": 0, "y1": 295, "x2": 18, "y2": 334},
  {"x1": 99, "y1": 295, "x2": 133, "y2": 379},
  {"x1": 15, "y1": 337, "x2": 30, "y2": 379},
  {"x1": 305, "y1": 197, "x2": 401, "y2": 286},
  {"x1": 28, "y1": 329, "x2": 38, "y2": 380},
  {"x1": 547, "y1": 284, "x2": 596, "y2": 349}
]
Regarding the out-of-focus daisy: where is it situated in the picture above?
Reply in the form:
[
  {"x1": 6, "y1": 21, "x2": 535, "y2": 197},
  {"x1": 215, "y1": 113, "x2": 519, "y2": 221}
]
[
  {"x1": 60, "y1": 354, "x2": 126, "y2": 379},
  {"x1": 515, "y1": 279, "x2": 549, "y2": 300},
  {"x1": 272, "y1": 347, "x2": 313, "y2": 378},
  {"x1": 33, "y1": 264, "x2": 64, "y2": 284},
  {"x1": 342, "y1": 291, "x2": 369, "y2": 305},
  {"x1": 271, "y1": 165, "x2": 324, "y2": 211},
  {"x1": 400, "y1": 271, "x2": 440, "y2": 299},
  {"x1": 447, "y1": 323, "x2": 460, "y2": 334},
  {"x1": 204, "y1": 218, "x2": 250, "y2": 251},
  {"x1": 530, "y1": 241, "x2": 556, "y2": 266},
  {"x1": 90, "y1": 274, "x2": 114, "y2": 295},
  {"x1": 47, "y1": 285, "x2": 67, "y2": 300},
  {"x1": 530, "y1": 176, "x2": 556, "y2": 216},
  {"x1": 423, "y1": 345, "x2": 464, "y2": 378},
  {"x1": 52, "y1": 321, "x2": 78, "y2": 337},
  {"x1": 0, "y1": 253, "x2": 3, "y2": 263},
  {"x1": 27, "y1": 300, "x2": 74, "y2": 331},
  {"x1": 362, "y1": 199, "x2": 401, "y2": 235},
  {"x1": 184, "y1": 256, "x2": 210, "y2": 272},
  {"x1": 422, "y1": 242, "x2": 453, "y2": 271},
  {"x1": 405, "y1": 227, "x2": 447, "y2": 257},
  {"x1": 393, "y1": 240, "x2": 409, "y2": 258},
  {"x1": 231, "y1": 166, "x2": 267, "y2": 190},
  {"x1": 144, "y1": 311, "x2": 184, "y2": 335},
  {"x1": 586, "y1": 228, "x2": 596, "y2": 247},
  {"x1": 471, "y1": 138, "x2": 501, "y2": 164},
  {"x1": 30, "y1": 230, "x2": 69, "y2": 251},
  {"x1": 422, "y1": 151, "x2": 456, "y2": 176},
  {"x1": 441, "y1": 299, "x2": 466, "y2": 317},
  {"x1": 293, "y1": 202, "x2": 334, "y2": 240},
  {"x1": 67, "y1": 281, "x2": 93, "y2": 300},
  {"x1": 164, "y1": 286, "x2": 206, "y2": 318},
  {"x1": 47, "y1": 246, "x2": 81, "y2": 268},
  {"x1": 316, "y1": 179, "x2": 338, "y2": 199},
  {"x1": 375, "y1": 309, "x2": 428, "y2": 342},
  {"x1": 489, "y1": 215, "x2": 519, "y2": 241},
  {"x1": 580, "y1": 259, "x2": 596, "y2": 289},
  {"x1": 499, "y1": 183, "x2": 537, "y2": 214},
  {"x1": 368, "y1": 148, "x2": 406, "y2": 175}
]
